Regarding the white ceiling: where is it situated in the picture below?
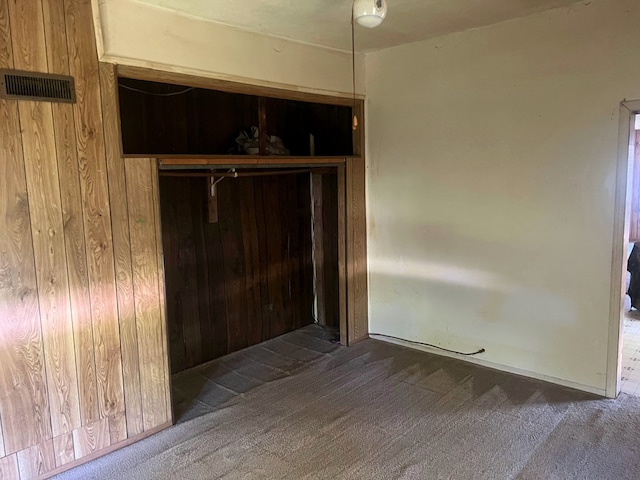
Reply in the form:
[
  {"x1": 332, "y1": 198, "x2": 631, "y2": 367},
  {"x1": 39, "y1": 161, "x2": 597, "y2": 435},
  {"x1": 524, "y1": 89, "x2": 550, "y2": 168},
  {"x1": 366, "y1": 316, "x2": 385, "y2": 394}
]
[{"x1": 134, "y1": 0, "x2": 584, "y2": 52}]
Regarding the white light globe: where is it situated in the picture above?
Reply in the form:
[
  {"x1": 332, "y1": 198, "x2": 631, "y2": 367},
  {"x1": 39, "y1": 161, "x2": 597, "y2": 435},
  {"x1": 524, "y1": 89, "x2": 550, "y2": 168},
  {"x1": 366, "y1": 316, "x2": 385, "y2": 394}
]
[{"x1": 353, "y1": 0, "x2": 387, "y2": 28}]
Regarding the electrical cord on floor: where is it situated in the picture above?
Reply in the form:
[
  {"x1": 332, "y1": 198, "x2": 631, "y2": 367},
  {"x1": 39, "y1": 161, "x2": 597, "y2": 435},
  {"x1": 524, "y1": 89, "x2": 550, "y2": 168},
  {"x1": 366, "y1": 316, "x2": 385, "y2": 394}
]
[{"x1": 369, "y1": 332, "x2": 486, "y2": 356}]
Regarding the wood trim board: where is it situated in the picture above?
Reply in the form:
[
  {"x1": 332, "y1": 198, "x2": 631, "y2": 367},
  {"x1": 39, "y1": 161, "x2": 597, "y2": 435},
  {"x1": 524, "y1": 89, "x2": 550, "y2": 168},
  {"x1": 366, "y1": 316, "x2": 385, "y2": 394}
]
[{"x1": 116, "y1": 64, "x2": 357, "y2": 107}]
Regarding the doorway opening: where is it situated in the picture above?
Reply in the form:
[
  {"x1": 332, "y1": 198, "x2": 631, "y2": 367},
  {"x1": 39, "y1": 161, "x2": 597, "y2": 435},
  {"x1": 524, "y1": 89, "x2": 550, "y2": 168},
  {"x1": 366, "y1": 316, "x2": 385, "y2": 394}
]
[
  {"x1": 621, "y1": 114, "x2": 640, "y2": 395},
  {"x1": 114, "y1": 69, "x2": 357, "y2": 421},
  {"x1": 158, "y1": 167, "x2": 342, "y2": 420}
]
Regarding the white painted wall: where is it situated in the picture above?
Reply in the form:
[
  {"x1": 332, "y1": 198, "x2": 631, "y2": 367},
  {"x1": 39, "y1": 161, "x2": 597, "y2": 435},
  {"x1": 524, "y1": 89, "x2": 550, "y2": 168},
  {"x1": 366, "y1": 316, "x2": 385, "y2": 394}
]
[
  {"x1": 94, "y1": 0, "x2": 364, "y2": 96},
  {"x1": 365, "y1": 0, "x2": 640, "y2": 393}
]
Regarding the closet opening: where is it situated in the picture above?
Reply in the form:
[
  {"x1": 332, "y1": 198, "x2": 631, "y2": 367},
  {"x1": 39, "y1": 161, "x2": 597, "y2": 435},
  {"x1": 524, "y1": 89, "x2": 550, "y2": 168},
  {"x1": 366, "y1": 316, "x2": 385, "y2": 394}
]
[
  {"x1": 115, "y1": 67, "x2": 359, "y2": 422},
  {"x1": 159, "y1": 167, "x2": 342, "y2": 420}
]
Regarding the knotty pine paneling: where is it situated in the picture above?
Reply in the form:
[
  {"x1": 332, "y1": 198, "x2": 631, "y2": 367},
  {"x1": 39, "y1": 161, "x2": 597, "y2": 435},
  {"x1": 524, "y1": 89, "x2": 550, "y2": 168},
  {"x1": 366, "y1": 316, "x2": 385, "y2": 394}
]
[
  {"x1": 8, "y1": 0, "x2": 82, "y2": 438},
  {"x1": 160, "y1": 174, "x2": 315, "y2": 373},
  {"x1": 99, "y1": 62, "x2": 144, "y2": 438},
  {"x1": 0, "y1": 0, "x2": 367, "y2": 478},
  {"x1": 43, "y1": 0, "x2": 100, "y2": 427},
  {"x1": 124, "y1": 159, "x2": 170, "y2": 430},
  {"x1": 65, "y1": 0, "x2": 126, "y2": 420},
  {"x1": 52, "y1": 433, "x2": 74, "y2": 468},
  {"x1": 107, "y1": 412, "x2": 127, "y2": 446},
  {"x1": 16, "y1": 440, "x2": 55, "y2": 480},
  {"x1": 346, "y1": 158, "x2": 369, "y2": 343},
  {"x1": 150, "y1": 169, "x2": 173, "y2": 420},
  {"x1": 0, "y1": 0, "x2": 172, "y2": 478},
  {"x1": 0, "y1": 0, "x2": 52, "y2": 456},
  {"x1": 72, "y1": 418, "x2": 110, "y2": 460}
]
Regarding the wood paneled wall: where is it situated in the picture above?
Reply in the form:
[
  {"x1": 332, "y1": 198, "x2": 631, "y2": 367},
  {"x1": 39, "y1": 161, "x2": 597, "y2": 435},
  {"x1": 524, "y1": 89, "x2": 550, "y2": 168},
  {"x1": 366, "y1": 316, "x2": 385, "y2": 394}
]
[
  {"x1": 0, "y1": 1, "x2": 369, "y2": 477},
  {"x1": 118, "y1": 78, "x2": 259, "y2": 156},
  {"x1": 346, "y1": 158, "x2": 368, "y2": 344},
  {"x1": 312, "y1": 173, "x2": 340, "y2": 328},
  {"x1": 0, "y1": 1, "x2": 171, "y2": 478},
  {"x1": 159, "y1": 174, "x2": 315, "y2": 373}
]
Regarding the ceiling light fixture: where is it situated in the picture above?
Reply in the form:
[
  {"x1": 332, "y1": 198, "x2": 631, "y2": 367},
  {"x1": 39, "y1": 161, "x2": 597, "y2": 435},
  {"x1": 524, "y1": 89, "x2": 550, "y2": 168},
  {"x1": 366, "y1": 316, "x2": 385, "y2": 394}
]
[
  {"x1": 351, "y1": 0, "x2": 387, "y2": 130},
  {"x1": 353, "y1": 0, "x2": 387, "y2": 28}
]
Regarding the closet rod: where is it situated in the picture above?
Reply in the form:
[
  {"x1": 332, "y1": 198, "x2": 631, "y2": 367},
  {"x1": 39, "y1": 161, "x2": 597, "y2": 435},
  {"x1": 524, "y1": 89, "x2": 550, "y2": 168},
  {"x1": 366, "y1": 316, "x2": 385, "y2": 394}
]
[{"x1": 159, "y1": 168, "x2": 329, "y2": 178}]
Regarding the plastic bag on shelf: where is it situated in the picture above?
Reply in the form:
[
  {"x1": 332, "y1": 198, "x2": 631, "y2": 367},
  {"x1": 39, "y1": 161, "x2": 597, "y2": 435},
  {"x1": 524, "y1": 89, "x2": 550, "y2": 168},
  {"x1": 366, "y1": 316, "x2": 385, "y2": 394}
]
[{"x1": 234, "y1": 126, "x2": 289, "y2": 156}]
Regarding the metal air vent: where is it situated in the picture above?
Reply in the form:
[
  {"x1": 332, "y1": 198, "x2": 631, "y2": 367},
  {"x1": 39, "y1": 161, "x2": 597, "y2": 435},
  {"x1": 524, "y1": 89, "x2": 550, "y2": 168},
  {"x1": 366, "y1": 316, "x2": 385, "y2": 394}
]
[{"x1": 0, "y1": 69, "x2": 76, "y2": 103}]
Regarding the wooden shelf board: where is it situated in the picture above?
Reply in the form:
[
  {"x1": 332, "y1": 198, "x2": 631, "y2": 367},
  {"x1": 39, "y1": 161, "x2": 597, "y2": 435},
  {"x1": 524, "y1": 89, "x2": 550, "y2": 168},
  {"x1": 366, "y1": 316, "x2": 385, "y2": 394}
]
[{"x1": 149, "y1": 156, "x2": 353, "y2": 169}]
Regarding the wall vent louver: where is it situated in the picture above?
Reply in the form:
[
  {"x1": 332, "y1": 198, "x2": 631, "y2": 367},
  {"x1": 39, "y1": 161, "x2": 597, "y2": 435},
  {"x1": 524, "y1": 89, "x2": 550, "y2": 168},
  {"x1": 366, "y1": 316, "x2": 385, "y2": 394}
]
[{"x1": 0, "y1": 69, "x2": 76, "y2": 103}]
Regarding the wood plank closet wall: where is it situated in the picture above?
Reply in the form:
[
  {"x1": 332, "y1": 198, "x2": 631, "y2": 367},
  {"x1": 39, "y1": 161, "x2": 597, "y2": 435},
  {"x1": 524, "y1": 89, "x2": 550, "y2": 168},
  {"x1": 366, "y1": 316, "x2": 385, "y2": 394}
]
[
  {"x1": 160, "y1": 173, "x2": 318, "y2": 373},
  {"x1": 0, "y1": 1, "x2": 171, "y2": 478}
]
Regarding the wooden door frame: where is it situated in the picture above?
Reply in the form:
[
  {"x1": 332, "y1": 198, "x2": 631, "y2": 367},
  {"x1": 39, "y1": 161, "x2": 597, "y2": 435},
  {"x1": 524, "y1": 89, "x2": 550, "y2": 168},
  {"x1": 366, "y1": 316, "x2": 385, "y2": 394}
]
[
  {"x1": 105, "y1": 62, "x2": 368, "y2": 351},
  {"x1": 155, "y1": 160, "x2": 354, "y2": 345},
  {"x1": 607, "y1": 99, "x2": 640, "y2": 398}
]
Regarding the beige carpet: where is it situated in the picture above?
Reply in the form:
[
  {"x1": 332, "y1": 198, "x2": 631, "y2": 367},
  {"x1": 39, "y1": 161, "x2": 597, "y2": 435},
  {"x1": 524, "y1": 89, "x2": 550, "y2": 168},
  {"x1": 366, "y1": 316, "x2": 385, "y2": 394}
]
[{"x1": 54, "y1": 325, "x2": 640, "y2": 480}]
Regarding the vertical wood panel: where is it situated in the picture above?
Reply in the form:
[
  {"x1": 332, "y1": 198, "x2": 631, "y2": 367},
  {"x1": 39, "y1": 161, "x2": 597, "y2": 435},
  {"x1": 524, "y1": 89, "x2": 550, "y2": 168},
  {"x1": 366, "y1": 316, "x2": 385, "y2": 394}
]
[
  {"x1": 322, "y1": 173, "x2": 340, "y2": 327},
  {"x1": 160, "y1": 174, "x2": 316, "y2": 371},
  {"x1": 52, "y1": 433, "x2": 74, "y2": 468},
  {"x1": 280, "y1": 177, "x2": 294, "y2": 331},
  {"x1": 6, "y1": 0, "x2": 46, "y2": 70},
  {"x1": 203, "y1": 192, "x2": 230, "y2": 358},
  {"x1": 337, "y1": 166, "x2": 348, "y2": 345},
  {"x1": 159, "y1": 177, "x2": 188, "y2": 373},
  {"x1": 64, "y1": 0, "x2": 125, "y2": 419},
  {"x1": 16, "y1": 98, "x2": 80, "y2": 436},
  {"x1": 124, "y1": 159, "x2": 169, "y2": 430},
  {"x1": 291, "y1": 174, "x2": 308, "y2": 330},
  {"x1": 16, "y1": 439, "x2": 55, "y2": 479},
  {"x1": 312, "y1": 174, "x2": 326, "y2": 325},
  {"x1": 240, "y1": 179, "x2": 263, "y2": 346},
  {"x1": 0, "y1": 0, "x2": 52, "y2": 455},
  {"x1": 254, "y1": 180, "x2": 271, "y2": 342},
  {"x1": 219, "y1": 182, "x2": 249, "y2": 352},
  {"x1": 0, "y1": 455, "x2": 18, "y2": 480},
  {"x1": 42, "y1": 0, "x2": 99, "y2": 428},
  {"x1": 9, "y1": 0, "x2": 82, "y2": 437},
  {"x1": 346, "y1": 99, "x2": 367, "y2": 343},
  {"x1": 190, "y1": 183, "x2": 214, "y2": 361},
  {"x1": 149, "y1": 164, "x2": 173, "y2": 425},
  {"x1": 108, "y1": 411, "x2": 127, "y2": 445},
  {"x1": 160, "y1": 177, "x2": 200, "y2": 370},
  {"x1": 302, "y1": 175, "x2": 315, "y2": 328},
  {"x1": 1, "y1": 0, "x2": 174, "y2": 472},
  {"x1": 177, "y1": 200, "x2": 201, "y2": 368},
  {"x1": 72, "y1": 418, "x2": 109, "y2": 460},
  {"x1": 99, "y1": 62, "x2": 143, "y2": 437},
  {"x1": 263, "y1": 178, "x2": 286, "y2": 337},
  {"x1": 346, "y1": 158, "x2": 368, "y2": 343}
]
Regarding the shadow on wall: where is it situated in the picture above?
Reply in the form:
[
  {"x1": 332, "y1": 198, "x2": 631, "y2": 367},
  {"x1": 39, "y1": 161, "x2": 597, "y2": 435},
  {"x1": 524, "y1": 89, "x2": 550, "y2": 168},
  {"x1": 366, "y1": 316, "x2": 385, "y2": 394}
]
[{"x1": 366, "y1": 218, "x2": 607, "y2": 381}]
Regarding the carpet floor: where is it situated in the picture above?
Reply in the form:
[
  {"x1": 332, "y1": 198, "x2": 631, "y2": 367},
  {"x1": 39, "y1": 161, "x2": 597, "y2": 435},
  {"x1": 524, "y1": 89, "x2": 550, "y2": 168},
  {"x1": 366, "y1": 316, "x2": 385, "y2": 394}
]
[{"x1": 54, "y1": 325, "x2": 640, "y2": 480}]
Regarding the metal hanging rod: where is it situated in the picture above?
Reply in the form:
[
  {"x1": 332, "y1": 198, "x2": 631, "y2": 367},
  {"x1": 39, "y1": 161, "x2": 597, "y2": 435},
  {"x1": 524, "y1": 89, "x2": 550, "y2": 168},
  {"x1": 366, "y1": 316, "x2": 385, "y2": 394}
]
[{"x1": 158, "y1": 168, "x2": 334, "y2": 178}]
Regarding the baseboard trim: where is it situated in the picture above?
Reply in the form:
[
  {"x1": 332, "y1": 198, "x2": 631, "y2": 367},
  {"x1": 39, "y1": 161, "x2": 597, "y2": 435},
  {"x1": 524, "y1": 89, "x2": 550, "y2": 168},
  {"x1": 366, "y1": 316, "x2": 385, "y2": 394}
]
[
  {"x1": 38, "y1": 421, "x2": 173, "y2": 480},
  {"x1": 369, "y1": 334, "x2": 606, "y2": 397}
]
